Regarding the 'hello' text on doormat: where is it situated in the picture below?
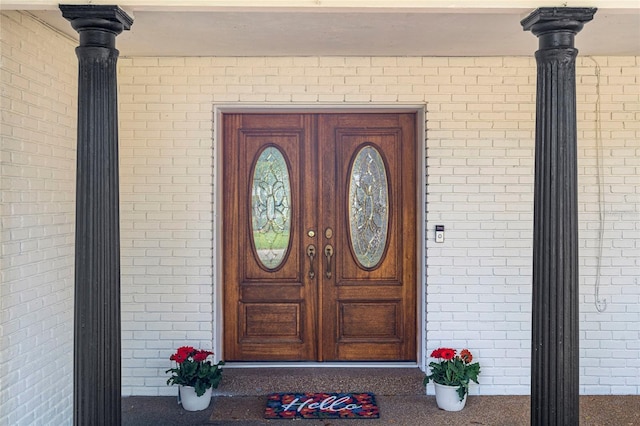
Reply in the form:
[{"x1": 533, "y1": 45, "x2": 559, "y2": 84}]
[{"x1": 264, "y1": 392, "x2": 380, "y2": 419}]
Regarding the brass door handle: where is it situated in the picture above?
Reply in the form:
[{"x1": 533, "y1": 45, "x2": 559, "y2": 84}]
[
  {"x1": 324, "y1": 244, "x2": 334, "y2": 279},
  {"x1": 306, "y1": 244, "x2": 316, "y2": 279}
]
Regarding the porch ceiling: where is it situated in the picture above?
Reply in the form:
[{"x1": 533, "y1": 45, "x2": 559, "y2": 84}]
[{"x1": 16, "y1": 2, "x2": 640, "y2": 56}]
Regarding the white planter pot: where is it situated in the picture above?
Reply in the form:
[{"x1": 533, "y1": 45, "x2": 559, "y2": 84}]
[
  {"x1": 433, "y1": 383, "x2": 468, "y2": 411},
  {"x1": 179, "y1": 385, "x2": 212, "y2": 411}
]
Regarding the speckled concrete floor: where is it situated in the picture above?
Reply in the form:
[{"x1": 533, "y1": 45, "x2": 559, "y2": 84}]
[
  {"x1": 123, "y1": 368, "x2": 640, "y2": 426},
  {"x1": 123, "y1": 394, "x2": 640, "y2": 426}
]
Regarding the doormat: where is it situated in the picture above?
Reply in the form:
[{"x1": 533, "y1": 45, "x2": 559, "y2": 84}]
[{"x1": 264, "y1": 392, "x2": 379, "y2": 419}]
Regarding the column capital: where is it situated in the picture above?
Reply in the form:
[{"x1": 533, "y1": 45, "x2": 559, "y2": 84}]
[
  {"x1": 521, "y1": 7, "x2": 596, "y2": 49},
  {"x1": 60, "y1": 5, "x2": 133, "y2": 48}
]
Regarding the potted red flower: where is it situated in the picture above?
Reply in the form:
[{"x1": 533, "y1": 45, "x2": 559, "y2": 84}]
[
  {"x1": 423, "y1": 347, "x2": 480, "y2": 411},
  {"x1": 166, "y1": 346, "x2": 224, "y2": 411}
]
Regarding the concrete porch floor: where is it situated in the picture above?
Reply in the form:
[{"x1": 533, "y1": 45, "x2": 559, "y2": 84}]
[{"x1": 122, "y1": 368, "x2": 640, "y2": 425}]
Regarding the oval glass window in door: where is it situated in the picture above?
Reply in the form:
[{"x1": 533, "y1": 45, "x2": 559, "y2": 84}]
[
  {"x1": 348, "y1": 144, "x2": 389, "y2": 269},
  {"x1": 251, "y1": 146, "x2": 291, "y2": 269}
]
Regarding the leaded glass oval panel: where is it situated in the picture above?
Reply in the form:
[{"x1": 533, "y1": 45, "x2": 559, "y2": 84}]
[
  {"x1": 348, "y1": 145, "x2": 389, "y2": 269},
  {"x1": 251, "y1": 146, "x2": 291, "y2": 269}
]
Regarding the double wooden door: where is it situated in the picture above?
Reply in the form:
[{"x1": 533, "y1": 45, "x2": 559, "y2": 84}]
[{"x1": 223, "y1": 112, "x2": 416, "y2": 362}]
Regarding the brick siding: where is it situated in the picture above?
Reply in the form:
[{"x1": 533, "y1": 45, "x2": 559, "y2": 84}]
[{"x1": 1, "y1": 11, "x2": 77, "y2": 426}]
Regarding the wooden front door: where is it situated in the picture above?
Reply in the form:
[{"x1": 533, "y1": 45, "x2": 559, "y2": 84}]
[{"x1": 223, "y1": 112, "x2": 416, "y2": 362}]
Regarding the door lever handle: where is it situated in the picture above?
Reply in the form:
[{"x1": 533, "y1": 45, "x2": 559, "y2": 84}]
[
  {"x1": 324, "y1": 244, "x2": 334, "y2": 279},
  {"x1": 306, "y1": 244, "x2": 316, "y2": 279}
]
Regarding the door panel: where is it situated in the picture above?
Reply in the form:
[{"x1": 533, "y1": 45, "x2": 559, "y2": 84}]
[
  {"x1": 223, "y1": 112, "x2": 415, "y2": 362},
  {"x1": 223, "y1": 114, "x2": 317, "y2": 361},
  {"x1": 318, "y1": 114, "x2": 416, "y2": 361}
]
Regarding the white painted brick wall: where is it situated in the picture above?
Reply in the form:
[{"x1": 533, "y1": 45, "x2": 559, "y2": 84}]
[
  {"x1": 1, "y1": 12, "x2": 76, "y2": 426},
  {"x1": 119, "y1": 56, "x2": 216, "y2": 396},
  {"x1": 118, "y1": 55, "x2": 639, "y2": 397},
  {"x1": 424, "y1": 56, "x2": 536, "y2": 395},
  {"x1": 575, "y1": 56, "x2": 640, "y2": 395}
]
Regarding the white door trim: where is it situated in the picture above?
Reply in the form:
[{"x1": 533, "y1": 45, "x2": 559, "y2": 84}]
[{"x1": 212, "y1": 104, "x2": 427, "y2": 371}]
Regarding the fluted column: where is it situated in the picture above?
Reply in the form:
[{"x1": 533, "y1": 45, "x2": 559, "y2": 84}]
[
  {"x1": 60, "y1": 5, "x2": 132, "y2": 425},
  {"x1": 521, "y1": 7, "x2": 596, "y2": 426}
]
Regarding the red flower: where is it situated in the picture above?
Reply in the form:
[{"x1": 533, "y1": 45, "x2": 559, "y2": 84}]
[
  {"x1": 193, "y1": 350, "x2": 213, "y2": 362},
  {"x1": 431, "y1": 347, "x2": 456, "y2": 359},
  {"x1": 177, "y1": 346, "x2": 194, "y2": 355},
  {"x1": 170, "y1": 346, "x2": 195, "y2": 363},
  {"x1": 460, "y1": 349, "x2": 473, "y2": 364},
  {"x1": 431, "y1": 347, "x2": 456, "y2": 360},
  {"x1": 439, "y1": 348, "x2": 456, "y2": 360}
]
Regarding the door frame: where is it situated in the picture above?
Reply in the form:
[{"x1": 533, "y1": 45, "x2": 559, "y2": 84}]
[{"x1": 213, "y1": 104, "x2": 427, "y2": 370}]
